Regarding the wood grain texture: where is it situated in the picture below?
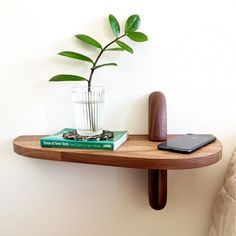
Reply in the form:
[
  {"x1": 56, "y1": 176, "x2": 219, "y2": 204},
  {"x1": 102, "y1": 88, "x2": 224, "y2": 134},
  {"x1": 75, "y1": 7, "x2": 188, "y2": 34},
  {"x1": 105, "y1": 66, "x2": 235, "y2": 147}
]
[
  {"x1": 149, "y1": 91, "x2": 167, "y2": 141},
  {"x1": 13, "y1": 135, "x2": 222, "y2": 170},
  {"x1": 148, "y1": 170, "x2": 167, "y2": 210}
]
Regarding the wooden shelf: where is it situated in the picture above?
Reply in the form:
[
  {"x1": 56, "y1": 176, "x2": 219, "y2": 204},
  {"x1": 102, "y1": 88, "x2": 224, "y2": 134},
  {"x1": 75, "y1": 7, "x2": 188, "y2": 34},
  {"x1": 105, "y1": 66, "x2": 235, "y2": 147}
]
[{"x1": 13, "y1": 134, "x2": 222, "y2": 210}]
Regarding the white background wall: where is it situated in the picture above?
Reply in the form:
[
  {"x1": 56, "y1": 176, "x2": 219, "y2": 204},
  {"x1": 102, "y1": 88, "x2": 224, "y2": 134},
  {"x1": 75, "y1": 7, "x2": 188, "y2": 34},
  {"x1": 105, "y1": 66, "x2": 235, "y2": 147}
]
[{"x1": 1, "y1": 0, "x2": 236, "y2": 235}]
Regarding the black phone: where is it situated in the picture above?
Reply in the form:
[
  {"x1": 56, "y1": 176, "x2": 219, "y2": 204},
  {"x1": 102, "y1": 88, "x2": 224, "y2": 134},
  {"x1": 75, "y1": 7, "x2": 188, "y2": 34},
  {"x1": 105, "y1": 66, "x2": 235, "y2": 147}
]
[{"x1": 157, "y1": 134, "x2": 216, "y2": 154}]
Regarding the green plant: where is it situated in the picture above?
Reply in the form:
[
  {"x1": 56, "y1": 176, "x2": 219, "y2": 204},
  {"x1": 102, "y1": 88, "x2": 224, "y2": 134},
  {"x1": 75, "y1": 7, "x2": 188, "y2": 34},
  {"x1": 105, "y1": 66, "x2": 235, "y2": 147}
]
[{"x1": 49, "y1": 14, "x2": 148, "y2": 91}]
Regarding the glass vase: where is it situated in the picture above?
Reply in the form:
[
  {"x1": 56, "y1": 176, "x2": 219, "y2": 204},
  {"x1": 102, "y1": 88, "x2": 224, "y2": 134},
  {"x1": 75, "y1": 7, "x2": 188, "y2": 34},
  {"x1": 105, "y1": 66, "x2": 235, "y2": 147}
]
[{"x1": 71, "y1": 86, "x2": 105, "y2": 136}]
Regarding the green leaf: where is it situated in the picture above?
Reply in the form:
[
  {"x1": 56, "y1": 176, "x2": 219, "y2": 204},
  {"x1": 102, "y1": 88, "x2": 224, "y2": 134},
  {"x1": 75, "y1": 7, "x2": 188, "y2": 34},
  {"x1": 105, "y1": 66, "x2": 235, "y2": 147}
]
[
  {"x1": 75, "y1": 34, "x2": 102, "y2": 49},
  {"x1": 125, "y1": 14, "x2": 140, "y2": 32},
  {"x1": 58, "y1": 51, "x2": 94, "y2": 64},
  {"x1": 49, "y1": 74, "x2": 88, "y2": 82},
  {"x1": 116, "y1": 41, "x2": 133, "y2": 54},
  {"x1": 105, "y1": 47, "x2": 124, "y2": 51},
  {"x1": 109, "y1": 14, "x2": 120, "y2": 37},
  {"x1": 93, "y1": 63, "x2": 117, "y2": 70},
  {"x1": 127, "y1": 32, "x2": 148, "y2": 42}
]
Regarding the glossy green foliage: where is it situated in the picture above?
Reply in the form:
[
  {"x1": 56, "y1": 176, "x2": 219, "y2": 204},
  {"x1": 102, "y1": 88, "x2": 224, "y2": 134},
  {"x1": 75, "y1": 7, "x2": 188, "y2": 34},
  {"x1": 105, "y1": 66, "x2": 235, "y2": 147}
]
[
  {"x1": 127, "y1": 32, "x2": 148, "y2": 42},
  {"x1": 75, "y1": 34, "x2": 102, "y2": 49},
  {"x1": 105, "y1": 47, "x2": 124, "y2": 51},
  {"x1": 116, "y1": 41, "x2": 133, "y2": 54},
  {"x1": 125, "y1": 15, "x2": 140, "y2": 32},
  {"x1": 93, "y1": 63, "x2": 117, "y2": 70},
  {"x1": 50, "y1": 14, "x2": 148, "y2": 85},
  {"x1": 49, "y1": 74, "x2": 88, "y2": 82},
  {"x1": 58, "y1": 51, "x2": 94, "y2": 63},
  {"x1": 109, "y1": 14, "x2": 120, "y2": 37}
]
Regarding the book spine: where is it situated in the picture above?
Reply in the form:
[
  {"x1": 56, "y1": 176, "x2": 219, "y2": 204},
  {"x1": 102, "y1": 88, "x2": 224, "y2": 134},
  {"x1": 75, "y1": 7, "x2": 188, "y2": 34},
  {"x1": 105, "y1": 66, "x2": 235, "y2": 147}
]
[{"x1": 40, "y1": 140, "x2": 114, "y2": 150}]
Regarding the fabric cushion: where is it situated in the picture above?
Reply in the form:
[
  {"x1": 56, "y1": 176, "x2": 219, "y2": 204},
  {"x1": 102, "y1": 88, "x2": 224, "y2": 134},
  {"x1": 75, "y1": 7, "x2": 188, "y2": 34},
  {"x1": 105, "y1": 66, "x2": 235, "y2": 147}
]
[{"x1": 208, "y1": 149, "x2": 236, "y2": 236}]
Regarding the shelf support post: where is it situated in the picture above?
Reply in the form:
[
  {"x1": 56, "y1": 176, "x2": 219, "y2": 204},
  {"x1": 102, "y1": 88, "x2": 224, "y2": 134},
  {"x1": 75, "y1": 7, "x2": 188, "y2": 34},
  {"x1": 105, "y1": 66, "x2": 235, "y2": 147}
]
[{"x1": 148, "y1": 169, "x2": 167, "y2": 210}]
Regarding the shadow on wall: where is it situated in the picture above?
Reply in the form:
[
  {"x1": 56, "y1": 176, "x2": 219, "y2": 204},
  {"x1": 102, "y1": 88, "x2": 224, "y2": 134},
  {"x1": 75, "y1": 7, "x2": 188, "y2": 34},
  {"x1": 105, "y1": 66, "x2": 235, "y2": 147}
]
[
  {"x1": 105, "y1": 95, "x2": 149, "y2": 134},
  {"x1": 116, "y1": 168, "x2": 147, "y2": 209}
]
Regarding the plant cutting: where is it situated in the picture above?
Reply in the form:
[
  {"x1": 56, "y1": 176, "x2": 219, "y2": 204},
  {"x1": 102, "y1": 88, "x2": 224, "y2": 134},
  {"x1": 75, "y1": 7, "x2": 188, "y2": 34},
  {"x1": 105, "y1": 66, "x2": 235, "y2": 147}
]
[{"x1": 49, "y1": 14, "x2": 148, "y2": 136}]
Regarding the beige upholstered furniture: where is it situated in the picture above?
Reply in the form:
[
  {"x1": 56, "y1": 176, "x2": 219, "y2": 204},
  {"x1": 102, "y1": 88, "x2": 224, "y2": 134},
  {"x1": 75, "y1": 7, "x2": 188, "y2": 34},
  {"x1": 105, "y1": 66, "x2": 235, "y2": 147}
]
[{"x1": 208, "y1": 149, "x2": 236, "y2": 235}]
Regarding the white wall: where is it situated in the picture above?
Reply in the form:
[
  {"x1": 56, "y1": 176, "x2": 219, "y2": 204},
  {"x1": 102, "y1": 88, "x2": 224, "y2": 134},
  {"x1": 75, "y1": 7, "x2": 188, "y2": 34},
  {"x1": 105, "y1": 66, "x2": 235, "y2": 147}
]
[{"x1": 1, "y1": 0, "x2": 236, "y2": 235}]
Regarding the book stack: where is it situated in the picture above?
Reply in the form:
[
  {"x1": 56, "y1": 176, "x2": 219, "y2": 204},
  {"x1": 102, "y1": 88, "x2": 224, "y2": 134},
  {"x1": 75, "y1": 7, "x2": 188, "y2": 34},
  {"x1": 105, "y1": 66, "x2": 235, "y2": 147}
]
[{"x1": 40, "y1": 128, "x2": 128, "y2": 151}]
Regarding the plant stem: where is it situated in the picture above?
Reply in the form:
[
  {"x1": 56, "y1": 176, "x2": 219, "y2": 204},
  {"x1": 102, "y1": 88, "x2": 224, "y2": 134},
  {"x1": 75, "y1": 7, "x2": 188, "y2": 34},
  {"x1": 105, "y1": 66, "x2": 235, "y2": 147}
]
[
  {"x1": 86, "y1": 34, "x2": 126, "y2": 133},
  {"x1": 88, "y1": 34, "x2": 126, "y2": 92}
]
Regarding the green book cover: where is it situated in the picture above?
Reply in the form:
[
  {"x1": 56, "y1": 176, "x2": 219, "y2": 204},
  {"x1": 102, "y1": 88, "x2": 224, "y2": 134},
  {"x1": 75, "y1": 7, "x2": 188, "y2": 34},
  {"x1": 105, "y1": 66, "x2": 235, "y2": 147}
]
[{"x1": 40, "y1": 128, "x2": 128, "y2": 150}]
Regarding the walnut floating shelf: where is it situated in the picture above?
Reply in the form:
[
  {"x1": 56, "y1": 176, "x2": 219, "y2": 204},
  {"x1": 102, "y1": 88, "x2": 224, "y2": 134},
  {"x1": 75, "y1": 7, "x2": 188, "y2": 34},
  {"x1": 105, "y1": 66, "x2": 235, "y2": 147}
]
[{"x1": 13, "y1": 134, "x2": 222, "y2": 210}]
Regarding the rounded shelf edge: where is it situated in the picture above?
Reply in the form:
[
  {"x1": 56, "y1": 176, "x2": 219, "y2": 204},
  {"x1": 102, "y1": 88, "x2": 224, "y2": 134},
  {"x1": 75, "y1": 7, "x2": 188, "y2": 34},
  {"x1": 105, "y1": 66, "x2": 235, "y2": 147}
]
[{"x1": 13, "y1": 135, "x2": 222, "y2": 170}]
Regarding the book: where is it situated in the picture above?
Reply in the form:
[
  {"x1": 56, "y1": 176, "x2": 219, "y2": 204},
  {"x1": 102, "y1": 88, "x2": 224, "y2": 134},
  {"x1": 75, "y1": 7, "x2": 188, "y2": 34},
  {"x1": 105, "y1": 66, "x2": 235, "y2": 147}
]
[{"x1": 40, "y1": 128, "x2": 128, "y2": 151}]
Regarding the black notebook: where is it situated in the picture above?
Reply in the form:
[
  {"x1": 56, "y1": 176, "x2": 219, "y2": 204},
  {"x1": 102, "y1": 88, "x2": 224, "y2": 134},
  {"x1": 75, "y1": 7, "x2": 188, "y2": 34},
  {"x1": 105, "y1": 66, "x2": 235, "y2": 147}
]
[{"x1": 158, "y1": 134, "x2": 216, "y2": 154}]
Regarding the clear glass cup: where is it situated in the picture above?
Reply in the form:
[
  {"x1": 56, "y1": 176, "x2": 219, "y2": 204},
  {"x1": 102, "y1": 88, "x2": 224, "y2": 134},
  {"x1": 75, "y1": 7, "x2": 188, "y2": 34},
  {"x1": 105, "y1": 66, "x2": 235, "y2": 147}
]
[{"x1": 71, "y1": 86, "x2": 105, "y2": 136}]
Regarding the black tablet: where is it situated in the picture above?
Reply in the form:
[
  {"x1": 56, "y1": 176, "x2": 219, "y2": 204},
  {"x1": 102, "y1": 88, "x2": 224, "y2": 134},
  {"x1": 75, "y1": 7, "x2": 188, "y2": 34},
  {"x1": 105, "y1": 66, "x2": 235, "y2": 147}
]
[{"x1": 158, "y1": 134, "x2": 216, "y2": 154}]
